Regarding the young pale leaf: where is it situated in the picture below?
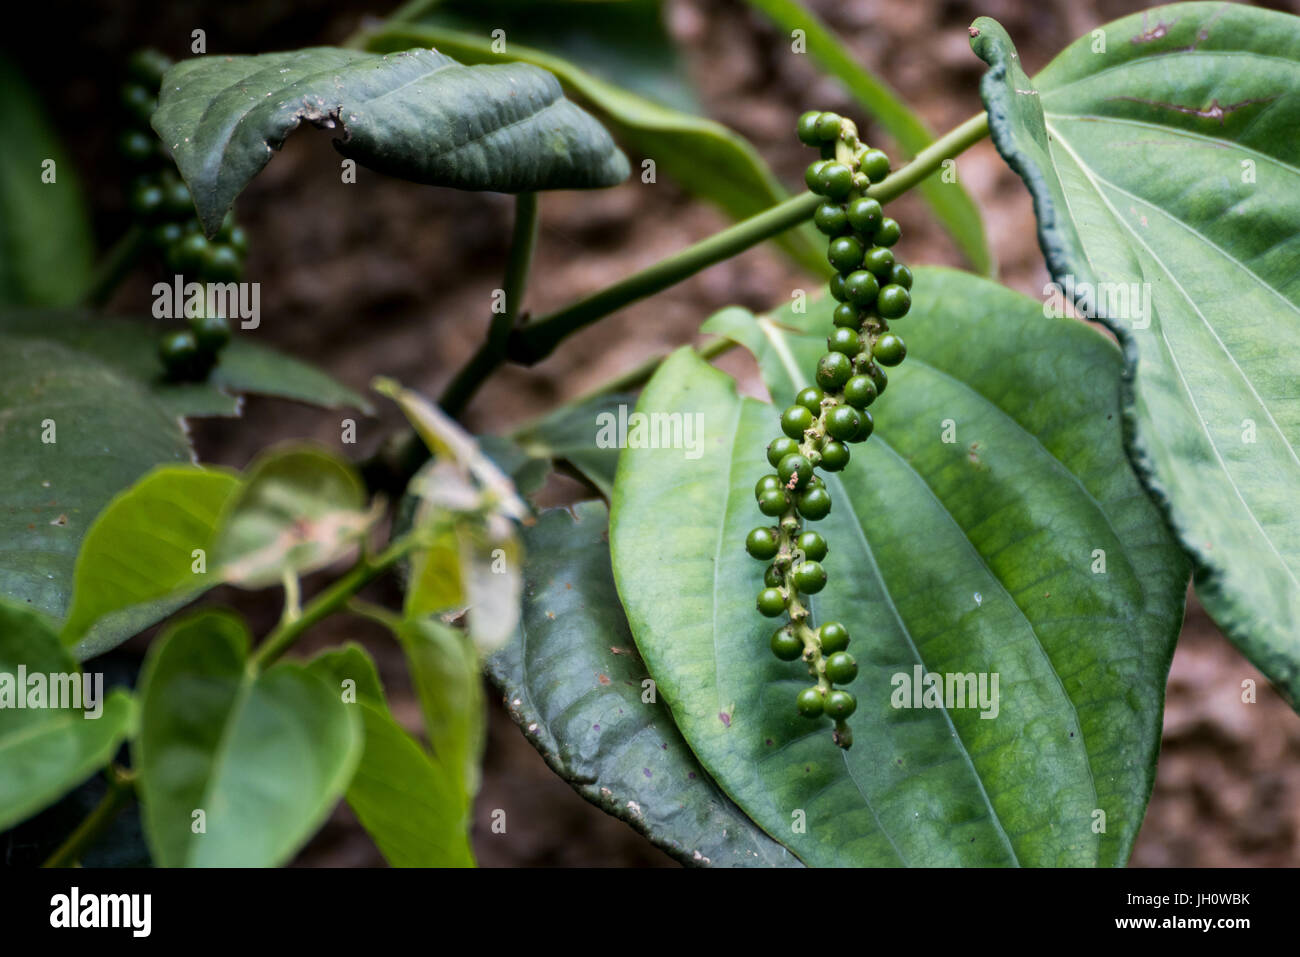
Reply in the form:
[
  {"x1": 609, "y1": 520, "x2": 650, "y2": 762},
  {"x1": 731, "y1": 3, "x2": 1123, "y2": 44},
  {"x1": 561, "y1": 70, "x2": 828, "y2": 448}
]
[
  {"x1": 0, "y1": 601, "x2": 134, "y2": 831},
  {"x1": 60, "y1": 467, "x2": 241, "y2": 659},
  {"x1": 135, "y1": 610, "x2": 361, "y2": 867},
  {"x1": 211, "y1": 445, "x2": 374, "y2": 588},
  {"x1": 612, "y1": 267, "x2": 1189, "y2": 867},
  {"x1": 0, "y1": 310, "x2": 371, "y2": 418},
  {"x1": 488, "y1": 502, "x2": 802, "y2": 867},
  {"x1": 308, "y1": 644, "x2": 475, "y2": 867},
  {"x1": 153, "y1": 47, "x2": 630, "y2": 235},
  {"x1": 743, "y1": 0, "x2": 993, "y2": 274},
  {"x1": 970, "y1": 5, "x2": 1300, "y2": 704},
  {"x1": 0, "y1": 57, "x2": 94, "y2": 306},
  {"x1": 397, "y1": 618, "x2": 486, "y2": 807},
  {"x1": 362, "y1": 25, "x2": 829, "y2": 275},
  {"x1": 0, "y1": 337, "x2": 193, "y2": 627}
]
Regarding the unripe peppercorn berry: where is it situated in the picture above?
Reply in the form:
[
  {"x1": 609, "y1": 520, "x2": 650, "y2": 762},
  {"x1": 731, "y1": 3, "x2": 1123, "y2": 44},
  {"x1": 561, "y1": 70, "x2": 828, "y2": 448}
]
[
  {"x1": 755, "y1": 474, "x2": 783, "y2": 498},
  {"x1": 746, "y1": 527, "x2": 780, "y2": 560},
  {"x1": 819, "y1": 622, "x2": 850, "y2": 653},
  {"x1": 832, "y1": 303, "x2": 859, "y2": 328},
  {"x1": 825, "y1": 652, "x2": 858, "y2": 685},
  {"x1": 757, "y1": 588, "x2": 787, "y2": 618},
  {"x1": 843, "y1": 374, "x2": 877, "y2": 409},
  {"x1": 804, "y1": 160, "x2": 829, "y2": 192},
  {"x1": 863, "y1": 246, "x2": 895, "y2": 278},
  {"x1": 771, "y1": 628, "x2": 804, "y2": 662},
  {"x1": 828, "y1": 273, "x2": 848, "y2": 302},
  {"x1": 813, "y1": 203, "x2": 848, "y2": 236},
  {"x1": 870, "y1": 364, "x2": 888, "y2": 395},
  {"x1": 825, "y1": 405, "x2": 862, "y2": 442},
  {"x1": 846, "y1": 196, "x2": 883, "y2": 235},
  {"x1": 815, "y1": 351, "x2": 852, "y2": 390},
  {"x1": 844, "y1": 270, "x2": 879, "y2": 307},
  {"x1": 825, "y1": 690, "x2": 857, "y2": 719},
  {"x1": 797, "y1": 531, "x2": 828, "y2": 562},
  {"x1": 873, "y1": 333, "x2": 907, "y2": 366},
  {"x1": 816, "y1": 162, "x2": 854, "y2": 201},
  {"x1": 877, "y1": 284, "x2": 911, "y2": 319},
  {"x1": 796, "y1": 110, "x2": 823, "y2": 146},
  {"x1": 767, "y1": 436, "x2": 800, "y2": 468},
  {"x1": 850, "y1": 409, "x2": 875, "y2": 443},
  {"x1": 757, "y1": 488, "x2": 789, "y2": 516},
  {"x1": 814, "y1": 112, "x2": 842, "y2": 142},
  {"x1": 875, "y1": 218, "x2": 901, "y2": 246},
  {"x1": 778, "y1": 453, "x2": 813, "y2": 490},
  {"x1": 792, "y1": 561, "x2": 827, "y2": 594},
  {"x1": 828, "y1": 327, "x2": 860, "y2": 356},
  {"x1": 780, "y1": 404, "x2": 814, "y2": 440},
  {"x1": 797, "y1": 486, "x2": 832, "y2": 520},
  {"x1": 861, "y1": 149, "x2": 891, "y2": 182},
  {"x1": 819, "y1": 440, "x2": 849, "y2": 471},
  {"x1": 764, "y1": 565, "x2": 783, "y2": 587},
  {"x1": 796, "y1": 687, "x2": 824, "y2": 718},
  {"x1": 827, "y1": 236, "x2": 864, "y2": 273},
  {"x1": 887, "y1": 263, "x2": 913, "y2": 289},
  {"x1": 795, "y1": 386, "x2": 824, "y2": 415}
]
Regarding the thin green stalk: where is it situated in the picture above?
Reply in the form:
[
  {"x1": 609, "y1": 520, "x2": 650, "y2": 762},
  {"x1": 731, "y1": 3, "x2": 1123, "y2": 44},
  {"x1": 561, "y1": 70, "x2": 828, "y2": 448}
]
[
  {"x1": 81, "y1": 225, "x2": 146, "y2": 308},
  {"x1": 250, "y1": 537, "x2": 417, "y2": 669},
  {"x1": 42, "y1": 765, "x2": 135, "y2": 868},
  {"x1": 508, "y1": 110, "x2": 988, "y2": 365},
  {"x1": 440, "y1": 192, "x2": 540, "y2": 416}
]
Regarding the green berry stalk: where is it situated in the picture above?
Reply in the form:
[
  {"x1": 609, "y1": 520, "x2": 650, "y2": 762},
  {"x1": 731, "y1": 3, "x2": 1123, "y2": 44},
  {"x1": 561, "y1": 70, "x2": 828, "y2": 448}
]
[{"x1": 745, "y1": 110, "x2": 915, "y2": 750}]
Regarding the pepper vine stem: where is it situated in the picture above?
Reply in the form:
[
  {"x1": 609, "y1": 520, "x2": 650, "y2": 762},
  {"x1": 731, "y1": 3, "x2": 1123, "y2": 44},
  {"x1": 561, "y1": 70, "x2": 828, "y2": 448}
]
[
  {"x1": 440, "y1": 192, "x2": 539, "y2": 417},
  {"x1": 249, "y1": 535, "x2": 420, "y2": 669},
  {"x1": 507, "y1": 110, "x2": 988, "y2": 366},
  {"x1": 41, "y1": 765, "x2": 136, "y2": 868}
]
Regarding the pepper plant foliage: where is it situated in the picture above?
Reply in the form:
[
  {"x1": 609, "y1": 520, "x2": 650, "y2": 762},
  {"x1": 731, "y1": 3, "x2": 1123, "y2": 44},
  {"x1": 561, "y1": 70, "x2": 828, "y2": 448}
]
[{"x1": 1, "y1": 1, "x2": 1297, "y2": 868}]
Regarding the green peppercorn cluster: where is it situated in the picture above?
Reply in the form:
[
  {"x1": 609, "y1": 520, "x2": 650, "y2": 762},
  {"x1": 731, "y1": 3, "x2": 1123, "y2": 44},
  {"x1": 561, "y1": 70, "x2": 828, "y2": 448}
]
[
  {"x1": 744, "y1": 111, "x2": 915, "y2": 751},
  {"x1": 118, "y1": 49, "x2": 248, "y2": 381}
]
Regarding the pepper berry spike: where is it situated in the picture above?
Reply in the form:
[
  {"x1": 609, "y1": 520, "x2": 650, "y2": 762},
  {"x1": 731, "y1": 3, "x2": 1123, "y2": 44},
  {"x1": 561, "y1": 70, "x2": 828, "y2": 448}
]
[{"x1": 744, "y1": 110, "x2": 913, "y2": 751}]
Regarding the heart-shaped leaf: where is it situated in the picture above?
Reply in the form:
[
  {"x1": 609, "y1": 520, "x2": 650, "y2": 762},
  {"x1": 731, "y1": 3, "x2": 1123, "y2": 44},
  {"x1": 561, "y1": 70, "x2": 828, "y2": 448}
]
[
  {"x1": 61, "y1": 467, "x2": 241, "y2": 659},
  {"x1": 0, "y1": 601, "x2": 134, "y2": 831},
  {"x1": 135, "y1": 610, "x2": 361, "y2": 867},
  {"x1": 153, "y1": 47, "x2": 630, "y2": 235},
  {"x1": 969, "y1": 5, "x2": 1300, "y2": 703},
  {"x1": 488, "y1": 501, "x2": 801, "y2": 866},
  {"x1": 610, "y1": 267, "x2": 1189, "y2": 866},
  {"x1": 0, "y1": 337, "x2": 193, "y2": 625},
  {"x1": 308, "y1": 644, "x2": 475, "y2": 867}
]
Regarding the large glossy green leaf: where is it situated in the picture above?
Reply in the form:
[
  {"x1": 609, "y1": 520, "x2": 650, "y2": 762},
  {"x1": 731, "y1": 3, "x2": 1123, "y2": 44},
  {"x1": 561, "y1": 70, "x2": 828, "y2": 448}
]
[
  {"x1": 153, "y1": 47, "x2": 630, "y2": 235},
  {"x1": 0, "y1": 337, "x2": 193, "y2": 625},
  {"x1": 363, "y1": 24, "x2": 829, "y2": 275},
  {"x1": 0, "y1": 57, "x2": 93, "y2": 306},
  {"x1": 611, "y1": 267, "x2": 1189, "y2": 866},
  {"x1": 308, "y1": 644, "x2": 475, "y2": 867},
  {"x1": 970, "y1": 5, "x2": 1300, "y2": 704},
  {"x1": 488, "y1": 501, "x2": 800, "y2": 866},
  {"x1": 0, "y1": 601, "x2": 134, "y2": 831},
  {"x1": 743, "y1": 0, "x2": 992, "y2": 274},
  {"x1": 135, "y1": 610, "x2": 361, "y2": 867},
  {"x1": 60, "y1": 467, "x2": 241, "y2": 659},
  {"x1": 0, "y1": 310, "x2": 370, "y2": 418}
]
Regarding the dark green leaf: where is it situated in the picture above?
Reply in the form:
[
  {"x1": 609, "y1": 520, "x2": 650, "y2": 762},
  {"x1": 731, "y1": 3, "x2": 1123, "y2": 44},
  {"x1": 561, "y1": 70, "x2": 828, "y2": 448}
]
[
  {"x1": 135, "y1": 610, "x2": 361, "y2": 867},
  {"x1": 0, "y1": 601, "x2": 133, "y2": 831},
  {"x1": 509, "y1": 391, "x2": 637, "y2": 497},
  {"x1": 0, "y1": 57, "x2": 94, "y2": 306},
  {"x1": 489, "y1": 501, "x2": 801, "y2": 866},
  {"x1": 0, "y1": 337, "x2": 193, "y2": 625},
  {"x1": 970, "y1": 5, "x2": 1300, "y2": 704},
  {"x1": 612, "y1": 267, "x2": 1189, "y2": 866},
  {"x1": 308, "y1": 644, "x2": 475, "y2": 867},
  {"x1": 153, "y1": 47, "x2": 630, "y2": 234}
]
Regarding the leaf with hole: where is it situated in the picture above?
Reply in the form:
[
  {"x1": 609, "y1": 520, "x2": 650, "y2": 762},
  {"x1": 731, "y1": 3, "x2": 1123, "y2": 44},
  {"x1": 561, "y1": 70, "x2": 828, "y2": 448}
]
[
  {"x1": 970, "y1": 4, "x2": 1300, "y2": 704},
  {"x1": 153, "y1": 47, "x2": 630, "y2": 235},
  {"x1": 612, "y1": 267, "x2": 1189, "y2": 866}
]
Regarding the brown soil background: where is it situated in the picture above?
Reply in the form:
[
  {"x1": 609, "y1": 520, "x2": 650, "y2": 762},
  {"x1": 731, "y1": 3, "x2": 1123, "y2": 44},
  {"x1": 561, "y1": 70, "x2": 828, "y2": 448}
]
[{"x1": 17, "y1": 0, "x2": 1300, "y2": 866}]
